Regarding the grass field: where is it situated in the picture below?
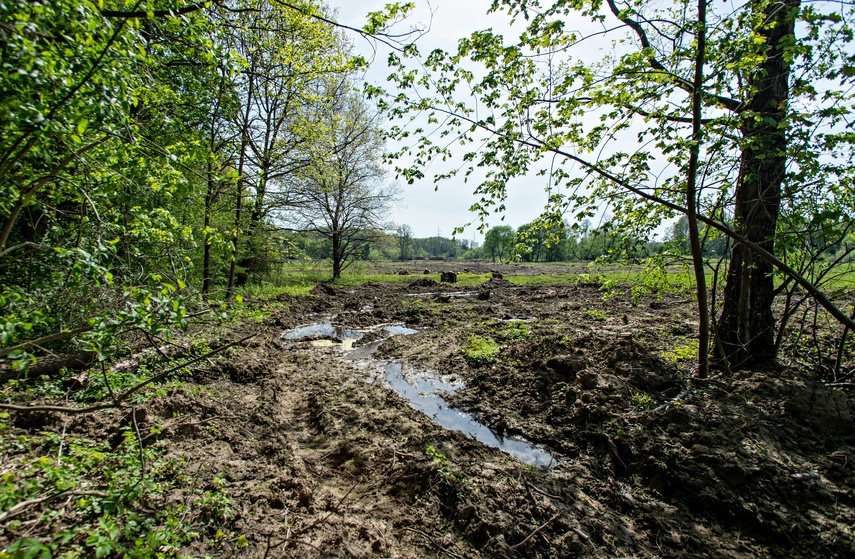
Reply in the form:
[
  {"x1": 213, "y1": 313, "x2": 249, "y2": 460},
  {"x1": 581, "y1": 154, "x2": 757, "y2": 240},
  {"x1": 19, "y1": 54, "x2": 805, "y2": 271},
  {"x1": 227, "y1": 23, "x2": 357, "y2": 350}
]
[{"x1": 235, "y1": 258, "x2": 855, "y2": 302}]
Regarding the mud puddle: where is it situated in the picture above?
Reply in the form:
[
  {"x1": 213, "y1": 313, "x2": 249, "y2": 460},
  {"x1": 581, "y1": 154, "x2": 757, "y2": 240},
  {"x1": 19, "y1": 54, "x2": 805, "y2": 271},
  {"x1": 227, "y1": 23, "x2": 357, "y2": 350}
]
[
  {"x1": 283, "y1": 323, "x2": 364, "y2": 342},
  {"x1": 382, "y1": 362, "x2": 556, "y2": 467},
  {"x1": 283, "y1": 322, "x2": 556, "y2": 467}
]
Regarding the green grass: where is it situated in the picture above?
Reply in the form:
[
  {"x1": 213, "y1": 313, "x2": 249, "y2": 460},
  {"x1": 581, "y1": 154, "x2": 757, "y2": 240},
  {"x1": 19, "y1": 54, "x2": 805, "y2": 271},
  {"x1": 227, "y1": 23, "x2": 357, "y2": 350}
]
[
  {"x1": 661, "y1": 337, "x2": 699, "y2": 363},
  {"x1": 243, "y1": 258, "x2": 855, "y2": 301}
]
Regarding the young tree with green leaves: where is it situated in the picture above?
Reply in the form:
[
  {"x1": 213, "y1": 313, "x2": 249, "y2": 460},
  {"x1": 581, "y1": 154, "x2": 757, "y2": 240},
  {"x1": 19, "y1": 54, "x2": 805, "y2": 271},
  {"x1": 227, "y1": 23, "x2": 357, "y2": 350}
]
[
  {"x1": 286, "y1": 82, "x2": 399, "y2": 278},
  {"x1": 394, "y1": 223, "x2": 415, "y2": 261},
  {"x1": 216, "y1": 0, "x2": 357, "y2": 289},
  {"x1": 516, "y1": 218, "x2": 568, "y2": 262},
  {"x1": 483, "y1": 225, "x2": 516, "y2": 262}
]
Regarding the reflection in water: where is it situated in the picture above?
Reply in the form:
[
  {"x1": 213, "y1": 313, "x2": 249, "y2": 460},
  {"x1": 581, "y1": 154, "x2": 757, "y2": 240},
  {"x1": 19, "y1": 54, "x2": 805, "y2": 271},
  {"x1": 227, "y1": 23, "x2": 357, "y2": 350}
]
[
  {"x1": 282, "y1": 321, "x2": 556, "y2": 467},
  {"x1": 383, "y1": 362, "x2": 556, "y2": 468},
  {"x1": 283, "y1": 323, "x2": 365, "y2": 341}
]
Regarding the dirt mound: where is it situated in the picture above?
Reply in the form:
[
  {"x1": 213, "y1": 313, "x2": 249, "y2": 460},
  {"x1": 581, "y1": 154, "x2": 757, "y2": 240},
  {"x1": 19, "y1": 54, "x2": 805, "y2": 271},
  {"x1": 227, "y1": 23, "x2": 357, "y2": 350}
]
[
  {"x1": 408, "y1": 278, "x2": 439, "y2": 288},
  {"x1": 310, "y1": 282, "x2": 337, "y2": 297}
]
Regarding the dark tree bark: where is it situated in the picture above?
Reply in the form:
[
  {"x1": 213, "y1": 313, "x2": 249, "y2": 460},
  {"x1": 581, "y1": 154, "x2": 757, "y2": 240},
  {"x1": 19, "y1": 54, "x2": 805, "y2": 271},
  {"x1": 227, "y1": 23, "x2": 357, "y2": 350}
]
[
  {"x1": 714, "y1": 0, "x2": 799, "y2": 369},
  {"x1": 332, "y1": 230, "x2": 343, "y2": 279}
]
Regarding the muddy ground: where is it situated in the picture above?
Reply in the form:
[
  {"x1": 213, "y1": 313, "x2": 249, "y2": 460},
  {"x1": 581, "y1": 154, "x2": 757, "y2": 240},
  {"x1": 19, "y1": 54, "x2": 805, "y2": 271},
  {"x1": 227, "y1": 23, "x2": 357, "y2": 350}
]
[{"x1": 3, "y1": 264, "x2": 855, "y2": 558}]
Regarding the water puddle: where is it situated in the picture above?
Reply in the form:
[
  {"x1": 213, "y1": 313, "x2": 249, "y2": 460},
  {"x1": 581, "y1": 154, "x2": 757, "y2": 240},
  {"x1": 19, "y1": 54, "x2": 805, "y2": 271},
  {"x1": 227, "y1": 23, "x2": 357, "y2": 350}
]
[
  {"x1": 383, "y1": 325, "x2": 419, "y2": 336},
  {"x1": 283, "y1": 323, "x2": 365, "y2": 341},
  {"x1": 283, "y1": 321, "x2": 556, "y2": 467},
  {"x1": 383, "y1": 362, "x2": 556, "y2": 468}
]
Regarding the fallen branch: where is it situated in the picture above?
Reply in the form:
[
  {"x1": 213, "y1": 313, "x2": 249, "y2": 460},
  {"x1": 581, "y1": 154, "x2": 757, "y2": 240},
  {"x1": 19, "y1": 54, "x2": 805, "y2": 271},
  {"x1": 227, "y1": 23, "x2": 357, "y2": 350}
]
[
  {"x1": 525, "y1": 481, "x2": 562, "y2": 500},
  {"x1": 827, "y1": 382, "x2": 855, "y2": 389},
  {"x1": 0, "y1": 334, "x2": 255, "y2": 415},
  {"x1": 652, "y1": 387, "x2": 691, "y2": 413},
  {"x1": 0, "y1": 490, "x2": 108, "y2": 523}
]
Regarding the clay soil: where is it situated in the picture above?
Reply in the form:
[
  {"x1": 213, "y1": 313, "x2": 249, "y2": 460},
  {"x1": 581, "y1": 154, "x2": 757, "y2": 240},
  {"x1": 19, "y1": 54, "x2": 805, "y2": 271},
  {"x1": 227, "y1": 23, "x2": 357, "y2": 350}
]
[{"x1": 4, "y1": 264, "x2": 855, "y2": 558}]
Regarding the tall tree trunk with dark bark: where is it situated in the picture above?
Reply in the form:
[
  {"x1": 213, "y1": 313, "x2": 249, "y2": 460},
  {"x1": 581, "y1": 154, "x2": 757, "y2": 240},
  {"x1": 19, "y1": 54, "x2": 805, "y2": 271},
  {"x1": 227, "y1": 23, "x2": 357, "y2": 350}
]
[
  {"x1": 715, "y1": 0, "x2": 799, "y2": 370},
  {"x1": 235, "y1": 168, "x2": 267, "y2": 287},
  {"x1": 332, "y1": 229, "x2": 343, "y2": 279}
]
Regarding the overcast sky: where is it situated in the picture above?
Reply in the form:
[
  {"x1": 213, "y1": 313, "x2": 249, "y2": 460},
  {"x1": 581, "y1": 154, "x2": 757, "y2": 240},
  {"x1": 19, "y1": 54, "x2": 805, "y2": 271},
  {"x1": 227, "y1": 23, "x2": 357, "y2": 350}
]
[{"x1": 330, "y1": 1, "x2": 574, "y2": 242}]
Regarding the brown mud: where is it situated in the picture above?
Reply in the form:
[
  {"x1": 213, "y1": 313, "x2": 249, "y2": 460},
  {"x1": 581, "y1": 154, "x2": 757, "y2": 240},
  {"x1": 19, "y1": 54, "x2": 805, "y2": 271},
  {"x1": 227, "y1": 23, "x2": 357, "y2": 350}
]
[{"x1": 4, "y1": 265, "x2": 855, "y2": 558}]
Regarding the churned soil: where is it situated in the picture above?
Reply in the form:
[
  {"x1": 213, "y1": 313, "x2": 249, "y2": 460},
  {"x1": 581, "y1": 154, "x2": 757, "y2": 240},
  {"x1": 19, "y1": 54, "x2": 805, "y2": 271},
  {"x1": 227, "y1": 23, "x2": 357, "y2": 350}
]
[{"x1": 3, "y1": 263, "x2": 854, "y2": 558}]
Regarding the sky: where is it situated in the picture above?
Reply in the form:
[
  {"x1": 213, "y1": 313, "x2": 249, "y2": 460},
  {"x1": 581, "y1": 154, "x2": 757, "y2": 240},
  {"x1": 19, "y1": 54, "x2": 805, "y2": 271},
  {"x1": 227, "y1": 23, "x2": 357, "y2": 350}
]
[{"x1": 329, "y1": 1, "x2": 585, "y2": 242}]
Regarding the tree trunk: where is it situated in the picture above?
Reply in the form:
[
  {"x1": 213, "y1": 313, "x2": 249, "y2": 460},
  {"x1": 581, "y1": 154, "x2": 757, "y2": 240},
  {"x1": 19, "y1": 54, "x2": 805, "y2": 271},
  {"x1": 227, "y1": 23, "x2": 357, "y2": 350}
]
[
  {"x1": 714, "y1": 0, "x2": 798, "y2": 370},
  {"x1": 236, "y1": 167, "x2": 268, "y2": 287},
  {"x1": 226, "y1": 70, "x2": 255, "y2": 301},
  {"x1": 686, "y1": 0, "x2": 710, "y2": 378},
  {"x1": 332, "y1": 231, "x2": 342, "y2": 279}
]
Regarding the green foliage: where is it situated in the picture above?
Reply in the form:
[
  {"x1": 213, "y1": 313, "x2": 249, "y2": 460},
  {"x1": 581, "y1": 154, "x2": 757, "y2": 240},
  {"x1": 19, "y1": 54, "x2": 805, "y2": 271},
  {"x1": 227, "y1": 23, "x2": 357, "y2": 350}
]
[
  {"x1": 0, "y1": 428, "x2": 199, "y2": 559},
  {"x1": 500, "y1": 321, "x2": 531, "y2": 340},
  {"x1": 483, "y1": 225, "x2": 516, "y2": 262},
  {"x1": 197, "y1": 474, "x2": 232, "y2": 524},
  {"x1": 463, "y1": 335, "x2": 501, "y2": 365},
  {"x1": 425, "y1": 445, "x2": 461, "y2": 481},
  {"x1": 516, "y1": 217, "x2": 568, "y2": 262},
  {"x1": 661, "y1": 337, "x2": 700, "y2": 364},
  {"x1": 631, "y1": 392, "x2": 655, "y2": 410},
  {"x1": 585, "y1": 309, "x2": 608, "y2": 321},
  {"x1": 379, "y1": 0, "x2": 855, "y2": 370}
]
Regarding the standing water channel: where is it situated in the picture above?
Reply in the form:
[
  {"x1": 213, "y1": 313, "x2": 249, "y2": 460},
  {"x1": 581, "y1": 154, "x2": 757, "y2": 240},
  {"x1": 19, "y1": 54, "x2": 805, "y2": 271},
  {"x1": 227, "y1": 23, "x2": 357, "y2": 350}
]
[{"x1": 282, "y1": 322, "x2": 557, "y2": 468}]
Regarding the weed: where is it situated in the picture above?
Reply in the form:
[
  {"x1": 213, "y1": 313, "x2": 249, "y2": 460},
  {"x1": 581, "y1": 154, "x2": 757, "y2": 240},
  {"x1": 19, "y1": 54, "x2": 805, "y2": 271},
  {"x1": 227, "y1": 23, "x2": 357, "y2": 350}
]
[
  {"x1": 661, "y1": 337, "x2": 699, "y2": 363},
  {"x1": 198, "y1": 474, "x2": 232, "y2": 523},
  {"x1": 631, "y1": 392, "x2": 655, "y2": 409},
  {"x1": 501, "y1": 321, "x2": 531, "y2": 340},
  {"x1": 426, "y1": 446, "x2": 462, "y2": 482},
  {"x1": 585, "y1": 309, "x2": 608, "y2": 321},
  {"x1": 0, "y1": 426, "x2": 199, "y2": 558},
  {"x1": 463, "y1": 336, "x2": 501, "y2": 365}
]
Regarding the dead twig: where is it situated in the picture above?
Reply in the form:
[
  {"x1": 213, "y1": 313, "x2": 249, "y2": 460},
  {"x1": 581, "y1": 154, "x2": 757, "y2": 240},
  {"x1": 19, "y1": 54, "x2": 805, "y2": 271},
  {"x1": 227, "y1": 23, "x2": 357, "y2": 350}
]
[
  {"x1": 0, "y1": 490, "x2": 108, "y2": 523},
  {"x1": 651, "y1": 387, "x2": 691, "y2": 413},
  {"x1": 511, "y1": 512, "x2": 561, "y2": 550},
  {"x1": 402, "y1": 527, "x2": 464, "y2": 559},
  {"x1": 687, "y1": 376, "x2": 731, "y2": 391},
  {"x1": 525, "y1": 481, "x2": 562, "y2": 500},
  {"x1": 827, "y1": 382, "x2": 855, "y2": 389}
]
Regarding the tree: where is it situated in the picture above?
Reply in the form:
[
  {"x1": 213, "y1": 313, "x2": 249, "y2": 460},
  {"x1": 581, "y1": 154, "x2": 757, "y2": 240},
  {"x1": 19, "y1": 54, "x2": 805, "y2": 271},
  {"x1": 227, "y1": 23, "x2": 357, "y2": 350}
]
[
  {"x1": 218, "y1": 1, "x2": 355, "y2": 290},
  {"x1": 394, "y1": 223, "x2": 414, "y2": 261},
  {"x1": 669, "y1": 216, "x2": 690, "y2": 255},
  {"x1": 287, "y1": 84, "x2": 399, "y2": 278},
  {"x1": 517, "y1": 218, "x2": 568, "y2": 262},
  {"x1": 0, "y1": 0, "x2": 229, "y2": 367},
  {"x1": 484, "y1": 225, "x2": 516, "y2": 262},
  {"x1": 380, "y1": 0, "x2": 855, "y2": 372}
]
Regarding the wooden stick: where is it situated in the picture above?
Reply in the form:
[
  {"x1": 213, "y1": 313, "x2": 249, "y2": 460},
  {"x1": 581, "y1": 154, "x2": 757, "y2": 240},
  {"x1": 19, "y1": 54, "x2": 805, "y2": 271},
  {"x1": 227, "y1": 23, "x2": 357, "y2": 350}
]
[{"x1": 510, "y1": 512, "x2": 561, "y2": 550}]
